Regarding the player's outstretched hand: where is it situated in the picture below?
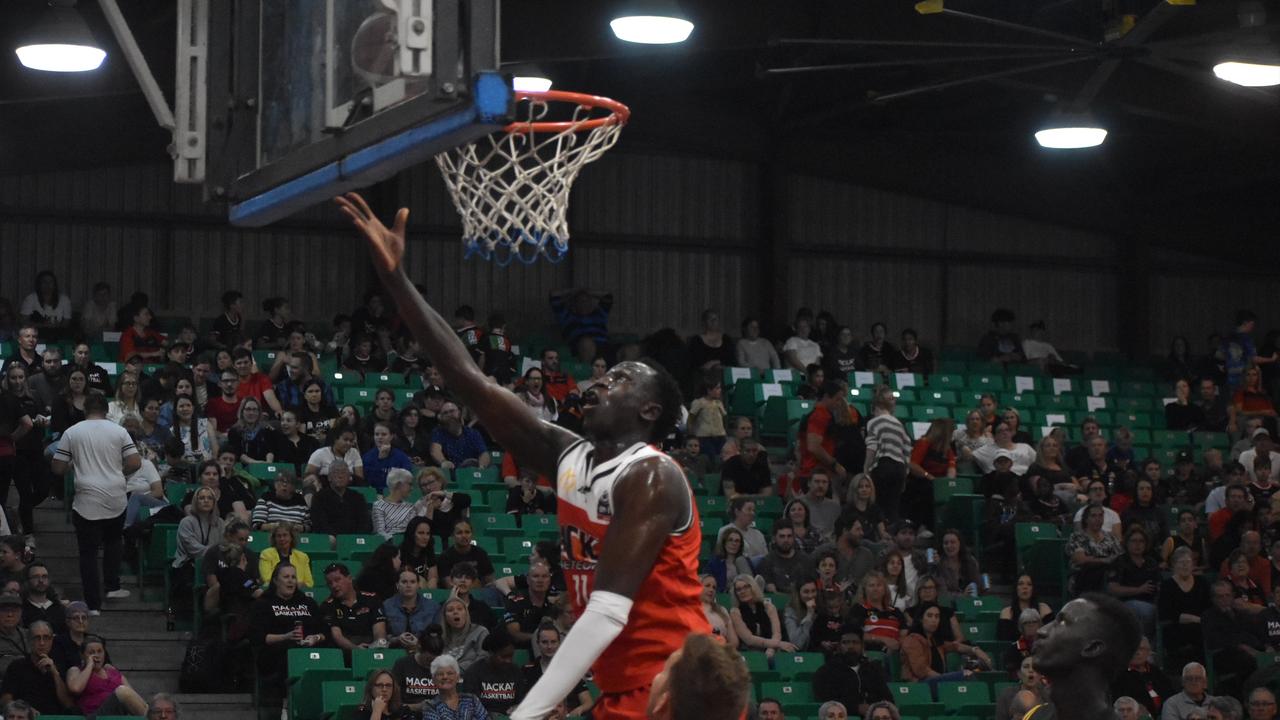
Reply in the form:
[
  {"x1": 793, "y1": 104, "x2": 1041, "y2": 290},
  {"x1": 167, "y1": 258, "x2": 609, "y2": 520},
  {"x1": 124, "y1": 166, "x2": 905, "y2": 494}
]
[{"x1": 334, "y1": 192, "x2": 408, "y2": 274}]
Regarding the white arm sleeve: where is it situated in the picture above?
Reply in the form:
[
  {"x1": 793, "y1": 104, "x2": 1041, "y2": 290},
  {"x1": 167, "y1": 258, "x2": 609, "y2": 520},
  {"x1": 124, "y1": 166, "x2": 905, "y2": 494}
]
[{"x1": 509, "y1": 590, "x2": 633, "y2": 720}]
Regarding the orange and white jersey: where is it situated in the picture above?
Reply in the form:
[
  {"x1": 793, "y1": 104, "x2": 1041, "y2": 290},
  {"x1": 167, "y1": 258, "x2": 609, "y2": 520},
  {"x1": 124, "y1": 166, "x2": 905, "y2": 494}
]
[{"x1": 556, "y1": 439, "x2": 711, "y2": 693}]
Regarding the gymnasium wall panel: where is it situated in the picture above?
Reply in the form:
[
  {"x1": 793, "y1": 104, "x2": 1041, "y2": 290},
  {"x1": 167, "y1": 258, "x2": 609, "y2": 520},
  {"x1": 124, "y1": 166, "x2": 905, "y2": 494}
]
[
  {"x1": 943, "y1": 205, "x2": 1115, "y2": 260},
  {"x1": 786, "y1": 256, "x2": 945, "y2": 347},
  {"x1": 1148, "y1": 273, "x2": 1278, "y2": 356},
  {"x1": 946, "y1": 264, "x2": 1119, "y2": 353},
  {"x1": 570, "y1": 245, "x2": 754, "y2": 336},
  {"x1": 784, "y1": 176, "x2": 947, "y2": 251}
]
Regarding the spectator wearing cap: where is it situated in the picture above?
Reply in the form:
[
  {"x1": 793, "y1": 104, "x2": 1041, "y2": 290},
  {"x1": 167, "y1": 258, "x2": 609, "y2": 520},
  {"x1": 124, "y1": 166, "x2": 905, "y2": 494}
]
[
  {"x1": 0, "y1": 594, "x2": 28, "y2": 676},
  {"x1": 0, "y1": 619, "x2": 71, "y2": 715},
  {"x1": 972, "y1": 422, "x2": 1037, "y2": 476},
  {"x1": 433, "y1": 563, "x2": 499, "y2": 632},
  {"x1": 320, "y1": 562, "x2": 387, "y2": 660},
  {"x1": 812, "y1": 626, "x2": 891, "y2": 717},
  {"x1": 1240, "y1": 428, "x2": 1280, "y2": 485}
]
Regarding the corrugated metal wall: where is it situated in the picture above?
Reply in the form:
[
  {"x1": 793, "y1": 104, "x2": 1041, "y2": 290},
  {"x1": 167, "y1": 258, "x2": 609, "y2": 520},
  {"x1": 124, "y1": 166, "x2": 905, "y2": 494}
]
[{"x1": 0, "y1": 152, "x2": 1250, "y2": 355}]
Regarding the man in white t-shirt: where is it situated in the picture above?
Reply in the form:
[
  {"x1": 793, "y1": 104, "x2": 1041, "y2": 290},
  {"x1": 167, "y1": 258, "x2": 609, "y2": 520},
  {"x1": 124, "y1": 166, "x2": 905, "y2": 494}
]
[
  {"x1": 50, "y1": 395, "x2": 140, "y2": 613},
  {"x1": 782, "y1": 319, "x2": 822, "y2": 372},
  {"x1": 1072, "y1": 479, "x2": 1123, "y2": 538}
]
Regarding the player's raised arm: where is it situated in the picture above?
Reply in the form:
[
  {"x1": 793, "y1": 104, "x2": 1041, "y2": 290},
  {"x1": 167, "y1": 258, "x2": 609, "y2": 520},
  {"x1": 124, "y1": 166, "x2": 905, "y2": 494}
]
[
  {"x1": 512, "y1": 456, "x2": 687, "y2": 720},
  {"x1": 334, "y1": 192, "x2": 577, "y2": 475}
]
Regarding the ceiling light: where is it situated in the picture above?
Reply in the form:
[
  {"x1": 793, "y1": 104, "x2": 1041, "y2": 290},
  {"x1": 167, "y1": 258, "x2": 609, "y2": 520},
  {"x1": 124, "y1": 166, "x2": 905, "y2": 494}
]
[
  {"x1": 513, "y1": 76, "x2": 552, "y2": 92},
  {"x1": 14, "y1": 1, "x2": 105, "y2": 73},
  {"x1": 1213, "y1": 61, "x2": 1280, "y2": 87},
  {"x1": 1035, "y1": 124, "x2": 1107, "y2": 149},
  {"x1": 610, "y1": 3, "x2": 693, "y2": 44}
]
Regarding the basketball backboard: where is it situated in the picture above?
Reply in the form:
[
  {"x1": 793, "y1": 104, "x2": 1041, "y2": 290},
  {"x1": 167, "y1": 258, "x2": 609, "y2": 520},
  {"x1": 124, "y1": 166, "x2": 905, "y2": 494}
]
[{"x1": 177, "y1": 0, "x2": 510, "y2": 227}]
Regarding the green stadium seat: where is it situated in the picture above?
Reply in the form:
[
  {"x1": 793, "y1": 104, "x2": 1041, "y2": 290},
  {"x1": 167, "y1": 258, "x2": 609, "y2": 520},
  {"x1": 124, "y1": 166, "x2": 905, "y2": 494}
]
[
  {"x1": 723, "y1": 366, "x2": 760, "y2": 387},
  {"x1": 395, "y1": 388, "x2": 416, "y2": 406},
  {"x1": 967, "y1": 374, "x2": 1006, "y2": 393},
  {"x1": 915, "y1": 405, "x2": 952, "y2": 421},
  {"x1": 336, "y1": 534, "x2": 386, "y2": 560},
  {"x1": 329, "y1": 371, "x2": 364, "y2": 387},
  {"x1": 847, "y1": 371, "x2": 878, "y2": 388},
  {"x1": 165, "y1": 482, "x2": 194, "y2": 505},
  {"x1": 888, "y1": 683, "x2": 944, "y2": 716},
  {"x1": 140, "y1": 524, "x2": 178, "y2": 597},
  {"x1": 1118, "y1": 413, "x2": 1154, "y2": 430},
  {"x1": 892, "y1": 372, "x2": 923, "y2": 390},
  {"x1": 297, "y1": 533, "x2": 337, "y2": 561},
  {"x1": 349, "y1": 486, "x2": 379, "y2": 505},
  {"x1": 288, "y1": 647, "x2": 346, "y2": 683},
  {"x1": 1120, "y1": 380, "x2": 1157, "y2": 396},
  {"x1": 302, "y1": 586, "x2": 331, "y2": 603},
  {"x1": 495, "y1": 562, "x2": 530, "y2": 579},
  {"x1": 365, "y1": 372, "x2": 414, "y2": 389},
  {"x1": 939, "y1": 681, "x2": 993, "y2": 715},
  {"x1": 1008, "y1": 375, "x2": 1041, "y2": 393},
  {"x1": 894, "y1": 388, "x2": 919, "y2": 404},
  {"x1": 774, "y1": 651, "x2": 823, "y2": 680},
  {"x1": 246, "y1": 531, "x2": 272, "y2": 554},
  {"x1": 455, "y1": 466, "x2": 502, "y2": 488},
  {"x1": 340, "y1": 387, "x2": 378, "y2": 407},
  {"x1": 919, "y1": 389, "x2": 958, "y2": 405},
  {"x1": 1194, "y1": 431, "x2": 1230, "y2": 450},
  {"x1": 472, "y1": 536, "x2": 502, "y2": 557},
  {"x1": 742, "y1": 651, "x2": 778, "y2": 681},
  {"x1": 762, "y1": 398, "x2": 815, "y2": 439},
  {"x1": 1007, "y1": 393, "x2": 1039, "y2": 410},
  {"x1": 474, "y1": 513, "x2": 524, "y2": 537},
  {"x1": 730, "y1": 381, "x2": 763, "y2": 418},
  {"x1": 759, "y1": 681, "x2": 814, "y2": 705},
  {"x1": 934, "y1": 477, "x2": 975, "y2": 506},
  {"x1": 320, "y1": 679, "x2": 362, "y2": 720},
  {"x1": 1154, "y1": 430, "x2": 1190, "y2": 447},
  {"x1": 290, "y1": 667, "x2": 349, "y2": 720},
  {"x1": 954, "y1": 596, "x2": 1001, "y2": 620},
  {"x1": 931, "y1": 373, "x2": 966, "y2": 392},
  {"x1": 960, "y1": 621, "x2": 997, "y2": 643},
  {"x1": 764, "y1": 368, "x2": 799, "y2": 384},
  {"x1": 246, "y1": 462, "x2": 285, "y2": 481},
  {"x1": 1024, "y1": 537, "x2": 1069, "y2": 603},
  {"x1": 1046, "y1": 378, "x2": 1080, "y2": 396},
  {"x1": 1016, "y1": 523, "x2": 1060, "y2": 558},
  {"x1": 352, "y1": 647, "x2": 405, "y2": 679}
]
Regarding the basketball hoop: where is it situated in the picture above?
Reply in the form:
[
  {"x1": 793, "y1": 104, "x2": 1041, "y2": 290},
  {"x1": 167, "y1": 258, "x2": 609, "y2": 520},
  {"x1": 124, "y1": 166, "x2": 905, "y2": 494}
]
[{"x1": 434, "y1": 90, "x2": 630, "y2": 265}]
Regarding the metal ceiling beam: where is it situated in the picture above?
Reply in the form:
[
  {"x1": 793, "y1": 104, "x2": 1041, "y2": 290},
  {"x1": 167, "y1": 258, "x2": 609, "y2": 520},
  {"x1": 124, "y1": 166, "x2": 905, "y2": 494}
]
[{"x1": 774, "y1": 38, "x2": 1086, "y2": 51}]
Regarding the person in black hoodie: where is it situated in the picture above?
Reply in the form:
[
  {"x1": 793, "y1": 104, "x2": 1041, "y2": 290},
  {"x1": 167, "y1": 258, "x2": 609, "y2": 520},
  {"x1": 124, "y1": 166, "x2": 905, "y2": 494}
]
[
  {"x1": 248, "y1": 563, "x2": 326, "y2": 701},
  {"x1": 812, "y1": 627, "x2": 891, "y2": 718},
  {"x1": 1108, "y1": 636, "x2": 1176, "y2": 720}
]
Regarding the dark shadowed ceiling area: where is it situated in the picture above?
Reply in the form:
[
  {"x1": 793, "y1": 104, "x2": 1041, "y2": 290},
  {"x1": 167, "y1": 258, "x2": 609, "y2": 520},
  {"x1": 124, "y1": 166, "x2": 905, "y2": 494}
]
[{"x1": 1, "y1": 1, "x2": 1278, "y2": 257}]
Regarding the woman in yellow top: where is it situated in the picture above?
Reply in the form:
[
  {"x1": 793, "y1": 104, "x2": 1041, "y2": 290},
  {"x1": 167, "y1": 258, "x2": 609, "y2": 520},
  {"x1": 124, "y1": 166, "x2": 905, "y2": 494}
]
[{"x1": 258, "y1": 523, "x2": 313, "y2": 587}]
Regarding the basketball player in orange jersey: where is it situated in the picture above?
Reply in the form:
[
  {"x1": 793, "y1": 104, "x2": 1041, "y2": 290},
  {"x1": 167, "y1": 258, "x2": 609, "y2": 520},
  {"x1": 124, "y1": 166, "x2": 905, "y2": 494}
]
[{"x1": 335, "y1": 192, "x2": 711, "y2": 720}]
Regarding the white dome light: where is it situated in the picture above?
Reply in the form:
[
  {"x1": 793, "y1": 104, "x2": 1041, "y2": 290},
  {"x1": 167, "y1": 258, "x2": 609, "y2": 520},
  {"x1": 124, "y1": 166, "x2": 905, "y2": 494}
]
[
  {"x1": 1213, "y1": 61, "x2": 1280, "y2": 87},
  {"x1": 512, "y1": 75, "x2": 553, "y2": 92},
  {"x1": 609, "y1": 15, "x2": 694, "y2": 44},
  {"x1": 1035, "y1": 126, "x2": 1108, "y2": 149},
  {"x1": 15, "y1": 43, "x2": 105, "y2": 72}
]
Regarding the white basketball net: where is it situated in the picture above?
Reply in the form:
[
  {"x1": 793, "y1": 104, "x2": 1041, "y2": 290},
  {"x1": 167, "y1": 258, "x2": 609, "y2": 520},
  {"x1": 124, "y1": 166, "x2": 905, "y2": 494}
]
[{"x1": 434, "y1": 94, "x2": 625, "y2": 265}]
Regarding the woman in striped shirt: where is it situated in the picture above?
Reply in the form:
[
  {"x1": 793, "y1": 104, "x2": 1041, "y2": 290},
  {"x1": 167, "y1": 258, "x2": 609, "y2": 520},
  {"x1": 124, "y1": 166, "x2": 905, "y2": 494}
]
[
  {"x1": 865, "y1": 385, "x2": 912, "y2": 523},
  {"x1": 374, "y1": 468, "x2": 418, "y2": 539},
  {"x1": 250, "y1": 470, "x2": 310, "y2": 532}
]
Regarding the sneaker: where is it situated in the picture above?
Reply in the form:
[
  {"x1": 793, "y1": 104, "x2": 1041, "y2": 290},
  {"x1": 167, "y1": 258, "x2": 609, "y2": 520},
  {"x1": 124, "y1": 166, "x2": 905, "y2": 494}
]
[
  {"x1": 88, "y1": 609, "x2": 101, "y2": 616},
  {"x1": 105, "y1": 588, "x2": 131, "y2": 600}
]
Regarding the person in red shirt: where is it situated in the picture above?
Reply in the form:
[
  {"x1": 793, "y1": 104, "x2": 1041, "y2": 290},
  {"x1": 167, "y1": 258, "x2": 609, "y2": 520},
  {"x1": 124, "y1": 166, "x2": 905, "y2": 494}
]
[
  {"x1": 118, "y1": 305, "x2": 165, "y2": 363},
  {"x1": 1210, "y1": 484, "x2": 1252, "y2": 542},
  {"x1": 906, "y1": 419, "x2": 957, "y2": 530},
  {"x1": 798, "y1": 382, "x2": 853, "y2": 483},
  {"x1": 231, "y1": 347, "x2": 281, "y2": 415},
  {"x1": 539, "y1": 348, "x2": 577, "y2": 404},
  {"x1": 205, "y1": 369, "x2": 243, "y2": 431}
]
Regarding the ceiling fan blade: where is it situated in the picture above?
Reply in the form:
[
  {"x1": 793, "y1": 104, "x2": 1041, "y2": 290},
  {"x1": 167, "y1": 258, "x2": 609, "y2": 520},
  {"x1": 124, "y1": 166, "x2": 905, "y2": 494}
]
[
  {"x1": 871, "y1": 55, "x2": 1097, "y2": 103},
  {"x1": 774, "y1": 38, "x2": 1084, "y2": 51},
  {"x1": 1066, "y1": 1, "x2": 1183, "y2": 112},
  {"x1": 937, "y1": 9, "x2": 1096, "y2": 46},
  {"x1": 764, "y1": 51, "x2": 1085, "y2": 76}
]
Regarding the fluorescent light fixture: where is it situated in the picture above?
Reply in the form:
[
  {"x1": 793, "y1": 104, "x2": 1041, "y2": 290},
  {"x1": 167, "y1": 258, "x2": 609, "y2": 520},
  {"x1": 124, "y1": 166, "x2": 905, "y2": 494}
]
[
  {"x1": 1213, "y1": 60, "x2": 1280, "y2": 87},
  {"x1": 14, "y1": 2, "x2": 105, "y2": 73},
  {"x1": 1035, "y1": 125, "x2": 1107, "y2": 149},
  {"x1": 512, "y1": 75, "x2": 553, "y2": 92},
  {"x1": 15, "y1": 43, "x2": 104, "y2": 72},
  {"x1": 610, "y1": 15, "x2": 694, "y2": 44}
]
